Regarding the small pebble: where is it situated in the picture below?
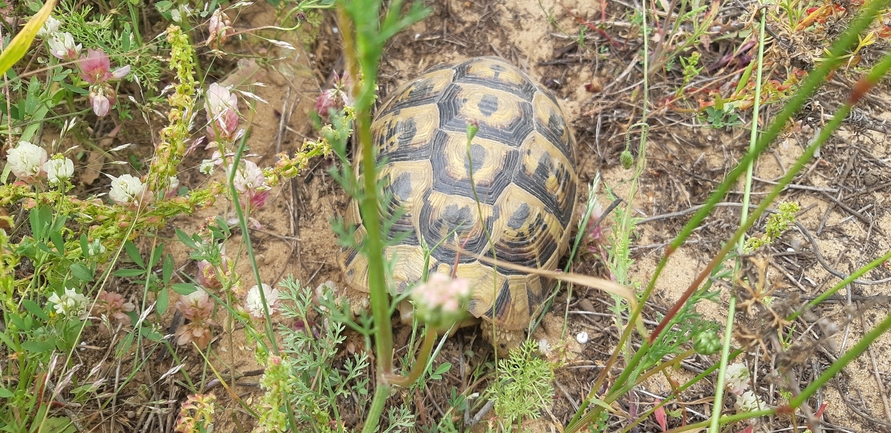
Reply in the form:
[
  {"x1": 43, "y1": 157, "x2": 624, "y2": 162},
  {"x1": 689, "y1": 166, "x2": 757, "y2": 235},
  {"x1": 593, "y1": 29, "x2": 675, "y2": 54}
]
[{"x1": 576, "y1": 331, "x2": 589, "y2": 344}]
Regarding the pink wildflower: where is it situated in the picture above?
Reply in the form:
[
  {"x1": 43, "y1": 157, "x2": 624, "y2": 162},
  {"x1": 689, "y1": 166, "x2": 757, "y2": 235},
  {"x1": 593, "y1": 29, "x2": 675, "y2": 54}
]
[
  {"x1": 92, "y1": 290, "x2": 136, "y2": 326},
  {"x1": 205, "y1": 83, "x2": 240, "y2": 140},
  {"x1": 411, "y1": 273, "x2": 470, "y2": 329},
  {"x1": 232, "y1": 160, "x2": 270, "y2": 210},
  {"x1": 79, "y1": 49, "x2": 130, "y2": 84},
  {"x1": 581, "y1": 202, "x2": 610, "y2": 258},
  {"x1": 89, "y1": 85, "x2": 115, "y2": 117},
  {"x1": 314, "y1": 71, "x2": 353, "y2": 118},
  {"x1": 196, "y1": 257, "x2": 232, "y2": 290},
  {"x1": 174, "y1": 290, "x2": 215, "y2": 348},
  {"x1": 207, "y1": 9, "x2": 234, "y2": 50},
  {"x1": 176, "y1": 290, "x2": 213, "y2": 321}
]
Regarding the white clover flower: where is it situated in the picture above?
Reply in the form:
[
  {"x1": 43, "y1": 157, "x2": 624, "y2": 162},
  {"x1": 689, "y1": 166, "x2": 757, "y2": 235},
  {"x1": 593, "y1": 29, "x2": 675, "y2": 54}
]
[
  {"x1": 246, "y1": 283, "x2": 279, "y2": 318},
  {"x1": 199, "y1": 159, "x2": 216, "y2": 175},
  {"x1": 44, "y1": 156, "x2": 74, "y2": 184},
  {"x1": 38, "y1": 16, "x2": 61, "y2": 38},
  {"x1": 47, "y1": 32, "x2": 81, "y2": 61},
  {"x1": 87, "y1": 239, "x2": 106, "y2": 256},
  {"x1": 48, "y1": 288, "x2": 90, "y2": 319},
  {"x1": 736, "y1": 390, "x2": 767, "y2": 413},
  {"x1": 108, "y1": 174, "x2": 147, "y2": 206},
  {"x1": 725, "y1": 362, "x2": 751, "y2": 395},
  {"x1": 233, "y1": 160, "x2": 269, "y2": 194},
  {"x1": 6, "y1": 140, "x2": 48, "y2": 182}
]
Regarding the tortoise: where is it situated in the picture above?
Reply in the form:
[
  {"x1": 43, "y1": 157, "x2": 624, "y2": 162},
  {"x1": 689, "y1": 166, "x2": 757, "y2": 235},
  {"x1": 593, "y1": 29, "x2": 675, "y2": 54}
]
[{"x1": 338, "y1": 57, "x2": 578, "y2": 350}]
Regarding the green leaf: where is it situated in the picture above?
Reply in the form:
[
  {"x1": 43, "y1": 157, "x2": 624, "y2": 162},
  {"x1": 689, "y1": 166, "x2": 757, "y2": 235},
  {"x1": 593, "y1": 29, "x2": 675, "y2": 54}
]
[
  {"x1": 149, "y1": 244, "x2": 164, "y2": 268},
  {"x1": 0, "y1": 331, "x2": 18, "y2": 351},
  {"x1": 175, "y1": 229, "x2": 199, "y2": 249},
  {"x1": 139, "y1": 325, "x2": 164, "y2": 342},
  {"x1": 121, "y1": 23, "x2": 132, "y2": 52},
  {"x1": 49, "y1": 230, "x2": 64, "y2": 254},
  {"x1": 0, "y1": 387, "x2": 14, "y2": 398},
  {"x1": 70, "y1": 263, "x2": 94, "y2": 282},
  {"x1": 114, "y1": 268, "x2": 145, "y2": 277},
  {"x1": 79, "y1": 234, "x2": 89, "y2": 258},
  {"x1": 171, "y1": 283, "x2": 197, "y2": 295},
  {"x1": 162, "y1": 254, "x2": 174, "y2": 285},
  {"x1": 60, "y1": 82, "x2": 88, "y2": 95},
  {"x1": 29, "y1": 206, "x2": 50, "y2": 239},
  {"x1": 23, "y1": 299, "x2": 49, "y2": 321},
  {"x1": 430, "y1": 362, "x2": 451, "y2": 380},
  {"x1": 38, "y1": 417, "x2": 77, "y2": 433},
  {"x1": 157, "y1": 289, "x2": 169, "y2": 315},
  {"x1": 21, "y1": 340, "x2": 55, "y2": 353},
  {"x1": 8, "y1": 311, "x2": 29, "y2": 332},
  {"x1": 125, "y1": 241, "x2": 144, "y2": 268}
]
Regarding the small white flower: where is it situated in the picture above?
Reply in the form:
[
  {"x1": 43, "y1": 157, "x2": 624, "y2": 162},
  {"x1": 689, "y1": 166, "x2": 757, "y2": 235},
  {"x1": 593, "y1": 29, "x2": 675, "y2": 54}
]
[
  {"x1": 233, "y1": 160, "x2": 269, "y2": 194},
  {"x1": 725, "y1": 362, "x2": 751, "y2": 395},
  {"x1": 246, "y1": 283, "x2": 279, "y2": 318},
  {"x1": 108, "y1": 174, "x2": 147, "y2": 206},
  {"x1": 48, "y1": 288, "x2": 90, "y2": 319},
  {"x1": 6, "y1": 140, "x2": 48, "y2": 182},
  {"x1": 47, "y1": 32, "x2": 81, "y2": 61},
  {"x1": 538, "y1": 338, "x2": 552, "y2": 356},
  {"x1": 576, "y1": 331, "x2": 589, "y2": 344},
  {"x1": 38, "y1": 16, "x2": 61, "y2": 38},
  {"x1": 199, "y1": 159, "x2": 216, "y2": 175},
  {"x1": 736, "y1": 390, "x2": 767, "y2": 413},
  {"x1": 44, "y1": 156, "x2": 74, "y2": 184},
  {"x1": 87, "y1": 239, "x2": 106, "y2": 256}
]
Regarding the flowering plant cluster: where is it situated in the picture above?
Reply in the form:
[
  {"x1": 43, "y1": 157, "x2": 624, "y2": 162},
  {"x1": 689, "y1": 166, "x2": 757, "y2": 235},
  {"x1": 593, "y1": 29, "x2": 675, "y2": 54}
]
[
  {"x1": 410, "y1": 273, "x2": 471, "y2": 330},
  {"x1": 38, "y1": 16, "x2": 130, "y2": 117}
]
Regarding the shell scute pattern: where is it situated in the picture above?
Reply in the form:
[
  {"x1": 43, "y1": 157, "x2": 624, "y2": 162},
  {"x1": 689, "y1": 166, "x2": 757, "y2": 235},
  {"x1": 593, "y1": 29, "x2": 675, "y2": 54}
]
[{"x1": 340, "y1": 57, "x2": 578, "y2": 331}]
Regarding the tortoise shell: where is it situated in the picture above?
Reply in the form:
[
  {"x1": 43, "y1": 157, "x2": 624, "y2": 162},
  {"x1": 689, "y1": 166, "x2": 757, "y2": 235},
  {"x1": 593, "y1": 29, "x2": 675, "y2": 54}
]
[{"x1": 339, "y1": 57, "x2": 578, "y2": 330}]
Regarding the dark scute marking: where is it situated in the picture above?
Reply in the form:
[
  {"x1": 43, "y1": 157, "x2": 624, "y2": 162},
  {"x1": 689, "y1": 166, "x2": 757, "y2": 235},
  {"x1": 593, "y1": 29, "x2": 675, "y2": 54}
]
[
  {"x1": 431, "y1": 139, "x2": 519, "y2": 204},
  {"x1": 443, "y1": 204, "x2": 471, "y2": 228},
  {"x1": 483, "y1": 280, "x2": 513, "y2": 320},
  {"x1": 490, "y1": 63, "x2": 504, "y2": 79},
  {"x1": 375, "y1": 118, "x2": 433, "y2": 164},
  {"x1": 407, "y1": 80, "x2": 436, "y2": 101},
  {"x1": 487, "y1": 211, "x2": 557, "y2": 275},
  {"x1": 514, "y1": 153, "x2": 574, "y2": 228},
  {"x1": 397, "y1": 118, "x2": 418, "y2": 148},
  {"x1": 453, "y1": 60, "x2": 537, "y2": 102},
  {"x1": 478, "y1": 94, "x2": 499, "y2": 117},
  {"x1": 419, "y1": 200, "x2": 495, "y2": 264},
  {"x1": 535, "y1": 110, "x2": 573, "y2": 161},
  {"x1": 464, "y1": 144, "x2": 487, "y2": 173},
  {"x1": 508, "y1": 203, "x2": 530, "y2": 230},
  {"x1": 391, "y1": 172, "x2": 413, "y2": 200},
  {"x1": 382, "y1": 174, "x2": 418, "y2": 245},
  {"x1": 438, "y1": 84, "x2": 534, "y2": 147},
  {"x1": 526, "y1": 286, "x2": 539, "y2": 309},
  {"x1": 342, "y1": 247, "x2": 359, "y2": 271}
]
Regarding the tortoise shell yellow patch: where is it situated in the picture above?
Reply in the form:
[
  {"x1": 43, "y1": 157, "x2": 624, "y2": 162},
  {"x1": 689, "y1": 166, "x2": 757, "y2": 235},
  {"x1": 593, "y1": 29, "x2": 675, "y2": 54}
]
[{"x1": 339, "y1": 57, "x2": 579, "y2": 331}]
